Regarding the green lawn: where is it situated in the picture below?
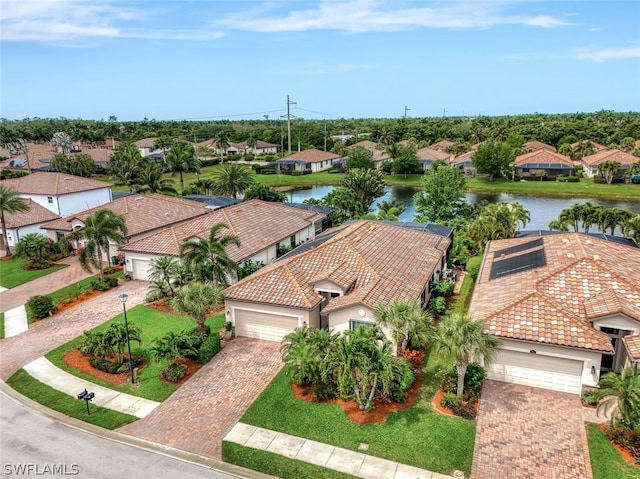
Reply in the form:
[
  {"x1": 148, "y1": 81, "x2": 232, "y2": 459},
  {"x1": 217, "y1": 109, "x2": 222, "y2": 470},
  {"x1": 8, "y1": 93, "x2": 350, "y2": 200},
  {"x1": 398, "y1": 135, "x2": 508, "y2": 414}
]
[
  {"x1": 449, "y1": 272, "x2": 475, "y2": 315},
  {"x1": 7, "y1": 369, "x2": 137, "y2": 429},
  {"x1": 0, "y1": 257, "x2": 67, "y2": 289},
  {"x1": 45, "y1": 306, "x2": 226, "y2": 402},
  {"x1": 222, "y1": 443, "x2": 357, "y2": 479},
  {"x1": 0, "y1": 312, "x2": 4, "y2": 339},
  {"x1": 231, "y1": 348, "x2": 475, "y2": 477},
  {"x1": 586, "y1": 423, "x2": 640, "y2": 479}
]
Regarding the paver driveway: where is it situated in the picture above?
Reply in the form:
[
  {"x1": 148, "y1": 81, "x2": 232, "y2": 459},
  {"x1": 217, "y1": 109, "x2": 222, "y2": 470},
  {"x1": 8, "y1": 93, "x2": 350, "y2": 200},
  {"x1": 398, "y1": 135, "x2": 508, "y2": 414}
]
[
  {"x1": 118, "y1": 337, "x2": 282, "y2": 460},
  {"x1": 471, "y1": 380, "x2": 592, "y2": 479}
]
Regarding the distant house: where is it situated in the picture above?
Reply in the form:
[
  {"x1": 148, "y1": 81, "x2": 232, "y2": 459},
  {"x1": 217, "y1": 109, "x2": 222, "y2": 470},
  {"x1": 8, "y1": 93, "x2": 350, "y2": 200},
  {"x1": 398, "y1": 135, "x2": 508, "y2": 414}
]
[
  {"x1": 416, "y1": 147, "x2": 450, "y2": 170},
  {"x1": 230, "y1": 140, "x2": 279, "y2": 156},
  {"x1": 0, "y1": 172, "x2": 113, "y2": 216},
  {"x1": 40, "y1": 194, "x2": 210, "y2": 260},
  {"x1": 470, "y1": 233, "x2": 640, "y2": 395},
  {"x1": 570, "y1": 140, "x2": 608, "y2": 155},
  {"x1": 429, "y1": 140, "x2": 454, "y2": 152},
  {"x1": 523, "y1": 141, "x2": 557, "y2": 153},
  {"x1": 581, "y1": 149, "x2": 640, "y2": 179},
  {"x1": 224, "y1": 221, "x2": 451, "y2": 342},
  {"x1": 133, "y1": 138, "x2": 158, "y2": 157},
  {"x1": 451, "y1": 150, "x2": 477, "y2": 176},
  {"x1": 120, "y1": 199, "x2": 327, "y2": 281},
  {"x1": 347, "y1": 140, "x2": 389, "y2": 169},
  {"x1": 514, "y1": 150, "x2": 574, "y2": 178},
  {"x1": 0, "y1": 199, "x2": 60, "y2": 250},
  {"x1": 275, "y1": 149, "x2": 345, "y2": 173}
]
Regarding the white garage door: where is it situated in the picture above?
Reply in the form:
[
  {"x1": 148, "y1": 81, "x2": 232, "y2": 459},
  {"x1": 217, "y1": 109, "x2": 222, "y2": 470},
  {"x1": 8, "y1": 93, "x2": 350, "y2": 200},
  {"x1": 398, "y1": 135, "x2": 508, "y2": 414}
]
[
  {"x1": 487, "y1": 349, "x2": 583, "y2": 394},
  {"x1": 131, "y1": 258, "x2": 151, "y2": 281},
  {"x1": 234, "y1": 309, "x2": 299, "y2": 342}
]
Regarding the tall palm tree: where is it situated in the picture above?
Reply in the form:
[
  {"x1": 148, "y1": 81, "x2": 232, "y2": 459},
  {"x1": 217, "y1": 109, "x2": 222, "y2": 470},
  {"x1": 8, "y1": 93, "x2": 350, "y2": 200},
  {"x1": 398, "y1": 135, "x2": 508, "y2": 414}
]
[
  {"x1": 596, "y1": 367, "x2": 640, "y2": 431},
  {"x1": 166, "y1": 141, "x2": 200, "y2": 194},
  {"x1": 623, "y1": 215, "x2": 640, "y2": 240},
  {"x1": 134, "y1": 163, "x2": 177, "y2": 195},
  {"x1": 340, "y1": 168, "x2": 386, "y2": 212},
  {"x1": 70, "y1": 209, "x2": 127, "y2": 282},
  {"x1": 0, "y1": 185, "x2": 30, "y2": 255},
  {"x1": 433, "y1": 313, "x2": 500, "y2": 398},
  {"x1": 598, "y1": 160, "x2": 622, "y2": 184},
  {"x1": 210, "y1": 163, "x2": 255, "y2": 199},
  {"x1": 373, "y1": 298, "x2": 433, "y2": 355},
  {"x1": 170, "y1": 281, "x2": 224, "y2": 336},
  {"x1": 179, "y1": 222, "x2": 240, "y2": 286}
]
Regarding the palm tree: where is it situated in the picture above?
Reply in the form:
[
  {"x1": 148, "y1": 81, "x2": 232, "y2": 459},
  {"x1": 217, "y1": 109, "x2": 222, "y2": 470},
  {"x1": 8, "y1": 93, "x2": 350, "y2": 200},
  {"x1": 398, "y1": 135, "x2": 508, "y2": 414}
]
[
  {"x1": 179, "y1": 222, "x2": 240, "y2": 286},
  {"x1": 14, "y1": 233, "x2": 51, "y2": 267},
  {"x1": 135, "y1": 163, "x2": 177, "y2": 195},
  {"x1": 0, "y1": 185, "x2": 30, "y2": 255},
  {"x1": 243, "y1": 183, "x2": 287, "y2": 202},
  {"x1": 170, "y1": 281, "x2": 225, "y2": 336},
  {"x1": 166, "y1": 141, "x2": 200, "y2": 194},
  {"x1": 153, "y1": 136, "x2": 174, "y2": 164},
  {"x1": 148, "y1": 256, "x2": 180, "y2": 297},
  {"x1": 214, "y1": 134, "x2": 230, "y2": 162},
  {"x1": 433, "y1": 313, "x2": 500, "y2": 398},
  {"x1": 69, "y1": 209, "x2": 127, "y2": 282},
  {"x1": 623, "y1": 215, "x2": 640, "y2": 240},
  {"x1": 340, "y1": 168, "x2": 386, "y2": 212},
  {"x1": 598, "y1": 160, "x2": 622, "y2": 184},
  {"x1": 596, "y1": 367, "x2": 640, "y2": 431},
  {"x1": 209, "y1": 163, "x2": 255, "y2": 199},
  {"x1": 151, "y1": 331, "x2": 199, "y2": 365},
  {"x1": 51, "y1": 132, "x2": 72, "y2": 154},
  {"x1": 470, "y1": 201, "x2": 530, "y2": 246},
  {"x1": 373, "y1": 298, "x2": 433, "y2": 355}
]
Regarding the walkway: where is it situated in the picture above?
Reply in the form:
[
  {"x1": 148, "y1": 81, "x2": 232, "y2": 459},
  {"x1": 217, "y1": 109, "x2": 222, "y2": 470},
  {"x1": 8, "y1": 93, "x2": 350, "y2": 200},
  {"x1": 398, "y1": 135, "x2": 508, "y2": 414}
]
[
  {"x1": 3, "y1": 305, "x2": 27, "y2": 337},
  {"x1": 118, "y1": 337, "x2": 283, "y2": 460},
  {"x1": 23, "y1": 357, "x2": 159, "y2": 418},
  {"x1": 0, "y1": 280, "x2": 148, "y2": 381},
  {"x1": 471, "y1": 380, "x2": 593, "y2": 479},
  {"x1": 0, "y1": 255, "x2": 91, "y2": 313},
  {"x1": 225, "y1": 423, "x2": 457, "y2": 479}
]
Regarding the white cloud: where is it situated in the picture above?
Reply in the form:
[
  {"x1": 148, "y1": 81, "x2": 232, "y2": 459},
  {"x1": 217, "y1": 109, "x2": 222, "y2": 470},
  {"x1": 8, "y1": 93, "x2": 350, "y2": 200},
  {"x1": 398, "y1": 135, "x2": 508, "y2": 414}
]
[
  {"x1": 575, "y1": 46, "x2": 640, "y2": 62},
  {"x1": 1, "y1": 0, "x2": 224, "y2": 43},
  {"x1": 214, "y1": 0, "x2": 571, "y2": 33}
]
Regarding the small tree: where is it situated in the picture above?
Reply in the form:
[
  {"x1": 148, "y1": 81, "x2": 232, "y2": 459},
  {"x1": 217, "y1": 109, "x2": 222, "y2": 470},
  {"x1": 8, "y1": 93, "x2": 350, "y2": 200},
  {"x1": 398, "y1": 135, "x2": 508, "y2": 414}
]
[
  {"x1": 595, "y1": 367, "x2": 640, "y2": 431},
  {"x1": 170, "y1": 282, "x2": 224, "y2": 336},
  {"x1": 598, "y1": 160, "x2": 622, "y2": 184},
  {"x1": 0, "y1": 185, "x2": 30, "y2": 255},
  {"x1": 373, "y1": 298, "x2": 433, "y2": 355}
]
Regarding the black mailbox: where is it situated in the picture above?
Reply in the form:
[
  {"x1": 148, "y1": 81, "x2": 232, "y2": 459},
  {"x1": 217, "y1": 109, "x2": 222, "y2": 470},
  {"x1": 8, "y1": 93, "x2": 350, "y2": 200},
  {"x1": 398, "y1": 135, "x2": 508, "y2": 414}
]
[{"x1": 77, "y1": 389, "x2": 95, "y2": 415}]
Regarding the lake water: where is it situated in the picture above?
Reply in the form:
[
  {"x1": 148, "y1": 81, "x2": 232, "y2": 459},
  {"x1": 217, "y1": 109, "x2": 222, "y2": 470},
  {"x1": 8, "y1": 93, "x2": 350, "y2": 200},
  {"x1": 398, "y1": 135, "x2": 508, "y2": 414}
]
[{"x1": 285, "y1": 185, "x2": 640, "y2": 231}]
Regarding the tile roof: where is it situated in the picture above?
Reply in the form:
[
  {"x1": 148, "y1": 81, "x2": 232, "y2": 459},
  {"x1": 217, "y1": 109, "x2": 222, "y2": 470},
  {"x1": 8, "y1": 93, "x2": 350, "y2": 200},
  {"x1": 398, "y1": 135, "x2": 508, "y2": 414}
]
[
  {"x1": 347, "y1": 141, "x2": 390, "y2": 163},
  {"x1": 284, "y1": 149, "x2": 344, "y2": 164},
  {"x1": 581, "y1": 149, "x2": 639, "y2": 167},
  {"x1": 570, "y1": 140, "x2": 608, "y2": 152},
  {"x1": 523, "y1": 141, "x2": 557, "y2": 152},
  {"x1": 0, "y1": 172, "x2": 112, "y2": 195},
  {"x1": 416, "y1": 147, "x2": 450, "y2": 161},
  {"x1": 40, "y1": 194, "x2": 210, "y2": 237},
  {"x1": 515, "y1": 149, "x2": 573, "y2": 167},
  {"x1": 429, "y1": 140, "x2": 454, "y2": 151},
  {"x1": 470, "y1": 233, "x2": 640, "y2": 352},
  {"x1": 225, "y1": 221, "x2": 450, "y2": 312},
  {"x1": 2, "y1": 199, "x2": 60, "y2": 228},
  {"x1": 121, "y1": 199, "x2": 326, "y2": 260},
  {"x1": 79, "y1": 149, "x2": 112, "y2": 164},
  {"x1": 452, "y1": 150, "x2": 475, "y2": 164},
  {"x1": 133, "y1": 138, "x2": 157, "y2": 148},
  {"x1": 623, "y1": 335, "x2": 640, "y2": 361}
]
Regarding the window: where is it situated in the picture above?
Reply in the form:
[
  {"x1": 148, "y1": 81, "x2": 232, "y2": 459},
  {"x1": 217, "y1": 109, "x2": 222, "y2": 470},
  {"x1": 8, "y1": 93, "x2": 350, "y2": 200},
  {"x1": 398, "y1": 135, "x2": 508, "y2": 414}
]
[
  {"x1": 290, "y1": 234, "x2": 296, "y2": 248},
  {"x1": 349, "y1": 319, "x2": 374, "y2": 330},
  {"x1": 47, "y1": 196, "x2": 54, "y2": 204}
]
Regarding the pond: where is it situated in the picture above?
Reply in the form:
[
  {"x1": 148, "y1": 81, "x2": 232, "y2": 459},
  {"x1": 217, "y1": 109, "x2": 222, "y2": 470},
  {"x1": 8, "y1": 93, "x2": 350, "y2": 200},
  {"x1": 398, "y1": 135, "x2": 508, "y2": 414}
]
[{"x1": 284, "y1": 185, "x2": 640, "y2": 231}]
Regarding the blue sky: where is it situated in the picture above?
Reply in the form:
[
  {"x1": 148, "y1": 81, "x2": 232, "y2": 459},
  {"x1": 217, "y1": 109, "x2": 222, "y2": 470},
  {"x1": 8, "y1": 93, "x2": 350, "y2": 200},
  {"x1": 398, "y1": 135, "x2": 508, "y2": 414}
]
[{"x1": 1, "y1": 0, "x2": 639, "y2": 121}]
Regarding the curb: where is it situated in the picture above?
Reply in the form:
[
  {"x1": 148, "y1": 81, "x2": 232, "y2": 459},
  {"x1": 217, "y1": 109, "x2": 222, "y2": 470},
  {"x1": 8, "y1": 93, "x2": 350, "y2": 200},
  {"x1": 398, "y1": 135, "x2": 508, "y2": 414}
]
[{"x1": 0, "y1": 380, "x2": 276, "y2": 479}]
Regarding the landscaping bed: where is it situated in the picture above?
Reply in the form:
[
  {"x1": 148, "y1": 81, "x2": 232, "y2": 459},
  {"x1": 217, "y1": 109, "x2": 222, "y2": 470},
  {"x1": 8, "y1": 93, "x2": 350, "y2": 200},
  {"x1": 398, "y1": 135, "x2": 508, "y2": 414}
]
[
  {"x1": 587, "y1": 424, "x2": 640, "y2": 479},
  {"x1": 0, "y1": 256, "x2": 67, "y2": 289}
]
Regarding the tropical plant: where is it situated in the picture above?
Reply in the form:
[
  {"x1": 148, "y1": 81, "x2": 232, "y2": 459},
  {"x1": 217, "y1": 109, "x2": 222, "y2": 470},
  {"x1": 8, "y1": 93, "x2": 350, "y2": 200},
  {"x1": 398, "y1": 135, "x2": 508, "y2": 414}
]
[
  {"x1": 14, "y1": 233, "x2": 52, "y2": 268},
  {"x1": 433, "y1": 313, "x2": 500, "y2": 398},
  {"x1": 413, "y1": 161, "x2": 473, "y2": 223},
  {"x1": 346, "y1": 146, "x2": 374, "y2": 169},
  {"x1": 166, "y1": 141, "x2": 200, "y2": 194},
  {"x1": 373, "y1": 298, "x2": 433, "y2": 355},
  {"x1": 170, "y1": 281, "x2": 225, "y2": 336},
  {"x1": 392, "y1": 145, "x2": 422, "y2": 178},
  {"x1": 339, "y1": 168, "x2": 386, "y2": 212},
  {"x1": 598, "y1": 160, "x2": 622, "y2": 184},
  {"x1": 595, "y1": 367, "x2": 640, "y2": 432},
  {"x1": 473, "y1": 141, "x2": 516, "y2": 181},
  {"x1": 243, "y1": 183, "x2": 286, "y2": 202},
  {"x1": 101, "y1": 321, "x2": 142, "y2": 364},
  {"x1": 51, "y1": 131, "x2": 72, "y2": 154},
  {"x1": 134, "y1": 163, "x2": 177, "y2": 195},
  {"x1": 0, "y1": 185, "x2": 30, "y2": 255},
  {"x1": 68, "y1": 209, "x2": 127, "y2": 282},
  {"x1": 469, "y1": 201, "x2": 530, "y2": 246},
  {"x1": 150, "y1": 330, "x2": 199, "y2": 365},
  {"x1": 148, "y1": 256, "x2": 180, "y2": 297},
  {"x1": 209, "y1": 162, "x2": 255, "y2": 199},
  {"x1": 179, "y1": 222, "x2": 240, "y2": 286},
  {"x1": 109, "y1": 142, "x2": 146, "y2": 192}
]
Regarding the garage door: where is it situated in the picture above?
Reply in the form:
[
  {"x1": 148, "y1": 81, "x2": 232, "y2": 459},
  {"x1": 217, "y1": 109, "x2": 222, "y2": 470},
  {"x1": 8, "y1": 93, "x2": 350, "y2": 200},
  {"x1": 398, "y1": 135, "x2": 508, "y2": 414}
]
[
  {"x1": 487, "y1": 349, "x2": 583, "y2": 394},
  {"x1": 234, "y1": 309, "x2": 299, "y2": 342},
  {"x1": 131, "y1": 258, "x2": 151, "y2": 281}
]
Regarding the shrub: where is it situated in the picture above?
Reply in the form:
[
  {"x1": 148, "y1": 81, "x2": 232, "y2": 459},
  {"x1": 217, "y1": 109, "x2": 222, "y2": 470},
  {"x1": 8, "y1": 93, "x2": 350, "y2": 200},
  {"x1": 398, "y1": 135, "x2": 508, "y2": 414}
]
[
  {"x1": 160, "y1": 362, "x2": 188, "y2": 382},
  {"x1": 200, "y1": 158, "x2": 221, "y2": 167},
  {"x1": 581, "y1": 388, "x2": 600, "y2": 406},
  {"x1": 197, "y1": 333, "x2": 221, "y2": 364},
  {"x1": 251, "y1": 163, "x2": 261, "y2": 173},
  {"x1": 440, "y1": 392, "x2": 458, "y2": 409},
  {"x1": 451, "y1": 401, "x2": 477, "y2": 419},
  {"x1": 402, "y1": 349, "x2": 426, "y2": 370},
  {"x1": 26, "y1": 258, "x2": 53, "y2": 270},
  {"x1": 429, "y1": 296, "x2": 446, "y2": 315},
  {"x1": 390, "y1": 358, "x2": 415, "y2": 403},
  {"x1": 227, "y1": 154, "x2": 242, "y2": 162},
  {"x1": 433, "y1": 281, "x2": 455, "y2": 297},
  {"x1": 466, "y1": 256, "x2": 483, "y2": 280},
  {"x1": 89, "y1": 356, "x2": 141, "y2": 374},
  {"x1": 605, "y1": 426, "x2": 640, "y2": 460},
  {"x1": 26, "y1": 295, "x2": 55, "y2": 318},
  {"x1": 440, "y1": 362, "x2": 486, "y2": 401},
  {"x1": 107, "y1": 277, "x2": 119, "y2": 288},
  {"x1": 91, "y1": 279, "x2": 110, "y2": 291}
]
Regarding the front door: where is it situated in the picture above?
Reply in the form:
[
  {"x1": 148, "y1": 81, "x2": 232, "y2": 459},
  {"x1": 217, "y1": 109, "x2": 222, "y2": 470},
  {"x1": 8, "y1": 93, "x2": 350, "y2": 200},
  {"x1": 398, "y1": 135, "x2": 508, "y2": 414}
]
[{"x1": 600, "y1": 327, "x2": 632, "y2": 372}]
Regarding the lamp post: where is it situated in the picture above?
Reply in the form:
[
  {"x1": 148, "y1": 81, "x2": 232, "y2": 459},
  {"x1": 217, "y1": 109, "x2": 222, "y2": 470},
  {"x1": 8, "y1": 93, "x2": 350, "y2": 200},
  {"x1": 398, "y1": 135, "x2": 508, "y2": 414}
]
[{"x1": 118, "y1": 293, "x2": 135, "y2": 385}]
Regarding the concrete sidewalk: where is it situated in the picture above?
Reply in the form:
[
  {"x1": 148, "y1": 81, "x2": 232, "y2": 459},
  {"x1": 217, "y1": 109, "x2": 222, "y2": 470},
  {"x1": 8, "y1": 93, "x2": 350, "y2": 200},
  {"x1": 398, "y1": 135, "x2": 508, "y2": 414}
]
[
  {"x1": 23, "y1": 357, "x2": 159, "y2": 418},
  {"x1": 224, "y1": 423, "x2": 458, "y2": 479},
  {"x1": 3, "y1": 304, "x2": 28, "y2": 337}
]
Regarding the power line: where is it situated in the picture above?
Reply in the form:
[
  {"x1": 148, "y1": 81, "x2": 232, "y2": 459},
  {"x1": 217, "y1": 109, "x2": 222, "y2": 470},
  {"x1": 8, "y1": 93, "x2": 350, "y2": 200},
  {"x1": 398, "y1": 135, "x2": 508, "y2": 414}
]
[
  {"x1": 294, "y1": 107, "x2": 341, "y2": 118},
  {"x1": 168, "y1": 108, "x2": 287, "y2": 121}
]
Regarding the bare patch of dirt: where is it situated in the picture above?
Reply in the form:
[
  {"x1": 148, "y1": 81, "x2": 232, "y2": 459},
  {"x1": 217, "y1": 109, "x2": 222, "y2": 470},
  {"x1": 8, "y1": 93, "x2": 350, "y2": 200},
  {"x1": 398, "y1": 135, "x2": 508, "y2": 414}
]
[
  {"x1": 291, "y1": 373, "x2": 423, "y2": 424},
  {"x1": 62, "y1": 349, "x2": 147, "y2": 385}
]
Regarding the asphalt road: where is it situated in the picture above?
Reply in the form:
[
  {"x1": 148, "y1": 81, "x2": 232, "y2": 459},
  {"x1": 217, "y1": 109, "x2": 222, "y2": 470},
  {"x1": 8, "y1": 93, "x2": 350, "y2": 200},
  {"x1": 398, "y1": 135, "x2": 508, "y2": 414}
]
[{"x1": 0, "y1": 393, "x2": 242, "y2": 479}]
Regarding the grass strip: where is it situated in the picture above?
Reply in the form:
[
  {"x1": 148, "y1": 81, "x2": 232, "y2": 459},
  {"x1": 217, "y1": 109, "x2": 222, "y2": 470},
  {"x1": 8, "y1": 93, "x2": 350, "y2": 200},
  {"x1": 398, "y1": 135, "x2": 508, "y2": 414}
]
[
  {"x1": 586, "y1": 423, "x2": 640, "y2": 479},
  {"x1": 0, "y1": 257, "x2": 67, "y2": 289}
]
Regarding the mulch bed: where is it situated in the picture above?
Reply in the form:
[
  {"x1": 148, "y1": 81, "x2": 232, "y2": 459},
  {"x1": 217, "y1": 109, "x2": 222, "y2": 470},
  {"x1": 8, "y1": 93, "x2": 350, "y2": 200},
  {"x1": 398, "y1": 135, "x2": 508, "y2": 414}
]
[
  {"x1": 63, "y1": 349, "x2": 147, "y2": 385},
  {"x1": 291, "y1": 373, "x2": 423, "y2": 424},
  {"x1": 51, "y1": 289, "x2": 103, "y2": 316},
  {"x1": 597, "y1": 424, "x2": 640, "y2": 467},
  {"x1": 159, "y1": 357, "x2": 204, "y2": 386}
]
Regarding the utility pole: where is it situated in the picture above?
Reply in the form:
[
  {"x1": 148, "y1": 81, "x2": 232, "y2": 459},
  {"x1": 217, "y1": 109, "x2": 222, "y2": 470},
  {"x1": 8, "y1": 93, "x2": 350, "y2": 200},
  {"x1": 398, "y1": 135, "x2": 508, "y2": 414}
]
[
  {"x1": 404, "y1": 105, "x2": 411, "y2": 118},
  {"x1": 286, "y1": 95, "x2": 296, "y2": 154}
]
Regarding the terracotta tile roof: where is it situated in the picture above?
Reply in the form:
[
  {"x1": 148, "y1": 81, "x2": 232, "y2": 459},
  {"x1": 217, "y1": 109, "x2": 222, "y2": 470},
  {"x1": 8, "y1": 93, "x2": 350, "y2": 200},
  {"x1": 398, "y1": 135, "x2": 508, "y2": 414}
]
[
  {"x1": 0, "y1": 172, "x2": 112, "y2": 195},
  {"x1": 79, "y1": 149, "x2": 112, "y2": 164},
  {"x1": 347, "y1": 141, "x2": 390, "y2": 162},
  {"x1": 582, "y1": 149, "x2": 639, "y2": 167},
  {"x1": 225, "y1": 221, "x2": 450, "y2": 311},
  {"x1": 470, "y1": 233, "x2": 640, "y2": 352},
  {"x1": 121, "y1": 199, "x2": 326, "y2": 260},
  {"x1": 524, "y1": 141, "x2": 557, "y2": 152},
  {"x1": 285, "y1": 149, "x2": 344, "y2": 164},
  {"x1": 133, "y1": 138, "x2": 157, "y2": 148},
  {"x1": 452, "y1": 150, "x2": 475, "y2": 164},
  {"x1": 416, "y1": 147, "x2": 450, "y2": 161},
  {"x1": 570, "y1": 140, "x2": 608, "y2": 152},
  {"x1": 623, "y1": 335, "x2": 640, "y2": 361},
  {"x1": 40, "y1": 194, "x2": 210, "y2": 238},
  {"x1": 515, "y1": 149, "x2": 573, "y2": 167},
  {"x1": 429, "y1": 140, "x2": 454, "y2": 151},
  {"x1": 2, "y1": 199, "x2": 60, "y2": 228}
]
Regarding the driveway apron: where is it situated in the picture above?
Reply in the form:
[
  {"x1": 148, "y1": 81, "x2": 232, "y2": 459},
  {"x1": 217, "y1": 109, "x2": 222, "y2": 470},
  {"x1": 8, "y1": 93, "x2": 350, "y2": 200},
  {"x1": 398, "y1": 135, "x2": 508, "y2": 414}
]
[
  {"x1": 117, "y1": 337, "x2": 283, "y2": 460},
  {"x1": 471, "y1": 380, "x2": 592, "y2": 479}
]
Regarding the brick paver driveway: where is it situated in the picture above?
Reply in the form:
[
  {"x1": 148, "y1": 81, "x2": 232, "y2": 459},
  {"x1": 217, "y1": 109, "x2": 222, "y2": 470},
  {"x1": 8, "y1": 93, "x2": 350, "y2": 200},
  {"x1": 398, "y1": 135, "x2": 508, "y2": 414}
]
[
  {"x1": 118, "y1": 337, "x2": 282, "y2": 460},
  {"x1": 472, "y1": 380, "x2": 592, "y2": 479}
]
